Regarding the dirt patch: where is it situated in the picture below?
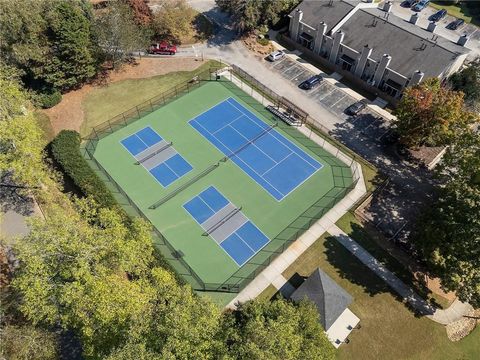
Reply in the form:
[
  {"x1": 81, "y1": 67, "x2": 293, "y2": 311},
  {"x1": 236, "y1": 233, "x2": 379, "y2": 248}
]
[
  {"x1": 243, "y1": 33, "x2": 274, "y2": 57},
  {"x1": 43, "y1": 58, "x2": 206, "y2": 135}
]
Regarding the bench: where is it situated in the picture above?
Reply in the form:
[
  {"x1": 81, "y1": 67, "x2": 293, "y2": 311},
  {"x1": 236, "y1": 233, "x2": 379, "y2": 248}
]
[{"x1": 266, "y1": 105, "x2": 302, "y2": 126}]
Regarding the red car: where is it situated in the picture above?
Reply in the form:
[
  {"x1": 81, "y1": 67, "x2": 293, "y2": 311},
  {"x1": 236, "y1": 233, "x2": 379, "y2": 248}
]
[{"x1": 148, "y1": 42, "x2": 177, "y2": 55}]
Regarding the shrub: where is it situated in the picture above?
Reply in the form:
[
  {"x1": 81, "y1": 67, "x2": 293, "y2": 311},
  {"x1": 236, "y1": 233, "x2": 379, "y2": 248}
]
[
  {"x1": 31, "y1": 88, "x2": 62, "y2": 109},
  {"x1": 51, "y1": 130, "x2": 118, "y2": 209},
  {"x1": 256, "y1": 37, "x2": 270, "y2": 46}
]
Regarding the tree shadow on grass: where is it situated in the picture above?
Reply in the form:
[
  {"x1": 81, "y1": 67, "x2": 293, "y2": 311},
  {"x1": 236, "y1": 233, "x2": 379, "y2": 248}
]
[{"x1": 323, "y1": 225, "x2": 440, "y2": 317}]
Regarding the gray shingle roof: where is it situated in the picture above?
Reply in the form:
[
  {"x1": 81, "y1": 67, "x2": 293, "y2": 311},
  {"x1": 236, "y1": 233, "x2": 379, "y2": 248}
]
[
  {"x1": 339, "y1": 7, "x2": 468, "y2": 78},
  {"x1": 290, "y1": 268, "x2": 353, "y2": 330},
  {"x1": 289, "y1": 1, "x2": 469, "y2": 79},
  {"x1": 290, "y1": 0, "x2": 358, "y2": 33}
]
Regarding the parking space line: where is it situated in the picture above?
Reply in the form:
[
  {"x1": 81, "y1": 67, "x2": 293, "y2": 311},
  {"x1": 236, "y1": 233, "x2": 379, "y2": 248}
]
[
  {"x1": 272, "y1": 58, "x2": 287, "y2": 68},
  {"x1": 328, "y1": 94, "x2": 347, "y2": 108},
  {"x1": 281, "y1": 63, "x2": 299, "y2": 75},
  {"x1": 290, "y1": 69, "x2": 306, "y2": 80},
  {"x1": 315, "y1": 89, "x2": 333, "y2": 102}
]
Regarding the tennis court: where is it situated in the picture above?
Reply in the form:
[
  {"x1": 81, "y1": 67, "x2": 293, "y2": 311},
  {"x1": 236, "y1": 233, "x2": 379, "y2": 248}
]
[
  {"x1": 121, "y1": 126, "x2": 193, "y2": 187},
  {"x1": 189, "y1": 98, "x2": 323, "y2": 201},
  {"x1": 184, "y1": 186, "x2": 269, "y2": 266},
  {"x1": 89, "y1": 80, "x2": 354, "y2": 289}
]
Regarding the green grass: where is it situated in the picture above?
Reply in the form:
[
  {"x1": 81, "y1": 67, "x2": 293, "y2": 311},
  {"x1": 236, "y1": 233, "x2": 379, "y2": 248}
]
[
  {"x1": 35, "y1": 111, "x2": 55, "y2": 143},
  {"x1": 430, "y1": 1, "x2": 479, "y2": 25},
  {"x1": 335, "y1": 212, "x2": 451, "y2": 309},
  {"x1": 281, "y1": 232, "x2": 480, "y2": 359},
  {"x1": 80, "y1": 60, "x2": 222, "y2": 137},
  {"x1": 89, "y1": 80, "x2": 353, "y2": 289},
  {"x1": 257, "y1": 284, "x2": 279, "y2": 301}
]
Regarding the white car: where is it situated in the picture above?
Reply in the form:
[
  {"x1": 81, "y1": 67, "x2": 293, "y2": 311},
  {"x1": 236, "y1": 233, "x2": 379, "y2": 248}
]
[{"x1": 268, "y1": 50, "x2": 285, "y2": 62}]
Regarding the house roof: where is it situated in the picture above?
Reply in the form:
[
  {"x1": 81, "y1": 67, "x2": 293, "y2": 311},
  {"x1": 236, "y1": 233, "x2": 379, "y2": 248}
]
[
  {"x1": 290, "y1": 268, "x2": 353, "y2": 330},
  {"x1": 289, "y1": 0, "x2": 358, "y2": 33},
  {"x1": 339, "y1": 7, "x2": 468, "y2": 78},
  {"x1": 289, "y1": 1, "x2": 469, "y2": 79}
]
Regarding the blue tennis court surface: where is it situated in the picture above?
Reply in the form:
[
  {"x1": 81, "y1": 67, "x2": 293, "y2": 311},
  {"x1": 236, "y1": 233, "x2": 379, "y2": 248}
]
[
  {"x1": 183, "y1": 186, "x2": 269, "y2": 266},
  {"x1": 121, "y1": 126, "x2": 192, "y2": 187},
  {"x1": 189, "y1": 98, "x2": 322, "y2": 200}
]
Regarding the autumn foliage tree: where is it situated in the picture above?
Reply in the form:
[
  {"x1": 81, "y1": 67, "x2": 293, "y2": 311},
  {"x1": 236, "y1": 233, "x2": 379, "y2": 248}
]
[
  {"x1": 415, "y1": 130, "x2": 480, "y2": 307},
  {"x1": 394, "y1": 78, "x2": 476, "y2": 148}
]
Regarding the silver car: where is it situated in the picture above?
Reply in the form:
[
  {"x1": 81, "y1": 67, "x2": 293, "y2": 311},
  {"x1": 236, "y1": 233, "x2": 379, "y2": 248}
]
[{"x1": 268, "y1": 50, "x2": 285, "y2": 62}]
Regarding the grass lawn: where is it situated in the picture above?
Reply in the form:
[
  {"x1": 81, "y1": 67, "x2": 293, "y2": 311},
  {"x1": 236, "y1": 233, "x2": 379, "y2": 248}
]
[
  {"x1": 35, "y1": 111, "x2": 55, "y2": 143},
  {"x1": 335, "y1": 212, "x2": 452, "y2": 309},
  {"x1": 257, "y1": 284, "x2": 279, "y2": 301},
  {"x1": 430, "y1": 1, "x2": 479, "y2": 26},
  {"x1": 281, "y1": 233, "x2": 479, "y2": 359},
  {"x1": 80, "y1": 60, "x2": 222, "y2": 137}
]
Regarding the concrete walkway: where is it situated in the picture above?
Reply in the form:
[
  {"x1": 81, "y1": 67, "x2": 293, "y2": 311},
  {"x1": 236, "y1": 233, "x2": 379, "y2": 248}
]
[
  {"x1": 328, "y1": 224, "x2": 435, "y2": 315},
  {"x1": 428, "y1": 299, "x2": 474, "y2": 325},
  {"x1": 328, "y1": 224, "x2": 473, "y2": 324}
]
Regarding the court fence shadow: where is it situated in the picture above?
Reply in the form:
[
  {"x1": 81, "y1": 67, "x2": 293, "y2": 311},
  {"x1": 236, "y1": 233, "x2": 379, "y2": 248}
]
[{"x1": 81, "y1": 65, "x2": 371, "y2": 294}]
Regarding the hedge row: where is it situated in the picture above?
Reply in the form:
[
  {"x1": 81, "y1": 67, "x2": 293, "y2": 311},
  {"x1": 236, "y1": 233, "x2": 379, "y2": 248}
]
[
  {"x1": 50, "y1": 130, "x2": 185, "y2": 284},
  {"x1": 51, "y1": 130, "x2": 118, "y2": 209}
]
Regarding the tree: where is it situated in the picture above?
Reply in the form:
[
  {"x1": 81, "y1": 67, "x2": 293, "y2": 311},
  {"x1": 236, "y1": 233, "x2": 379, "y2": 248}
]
[
  {"x1": 219, "y1": 299, "x2": 335, "y2": 360},
  {"x1": 12, "y1": 198, "x2": 156, "y2": 357},
  {"x1": 110, "y1": 268, "x2": 224, "y2": 360},
  {"x1": 0, "y1": 324, "x2": 59, "y2": 360},
  {"x1": 0, "y1": 68, "x2": 47, "y2": 188},
  {"x1": 95, "y1": 0, "x2": 151, "y2": 69},
  {"x1": 415, "y1": 131, "x2": 480, "y2": 307},
  {"x1": 152, "y1": 0, "x2": 197, "y2": 44},
  {"x1": 215, "y1": 0, "x2": 298, "y2": 33},
  {"x1": 449, "y1": 61, "x2": 480, "y2": 111},
  {"x1": 0, "y1": 0, "x2": 99, "y2": 91},
  {"x1": 393, "y1": 78, "x2": 476, "y2": 147},
  {"x1": 42, "y1": 0, "x2": 99, "y2": 90},
  {"x1": 0, "y1": 0, "x2": 49, "y2": 81}
]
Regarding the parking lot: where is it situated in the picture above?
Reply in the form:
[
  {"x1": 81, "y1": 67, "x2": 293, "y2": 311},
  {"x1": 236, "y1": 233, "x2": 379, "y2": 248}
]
[{"x1": 265, "y1": 56, "x2": 393, "y2": 145}]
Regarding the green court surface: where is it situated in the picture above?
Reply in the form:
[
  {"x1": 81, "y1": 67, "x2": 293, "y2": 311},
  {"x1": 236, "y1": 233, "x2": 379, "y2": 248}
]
[{"x1": 88, "y1": 80, "x2": 354, "y2": 290}]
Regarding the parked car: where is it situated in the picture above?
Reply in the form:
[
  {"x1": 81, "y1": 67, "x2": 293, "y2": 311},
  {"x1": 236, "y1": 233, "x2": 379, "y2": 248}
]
[
  {"x1": 430, "y1": 9, "x2": 447, "y2": 22},
  {"x1": 447, "y1": 18, "x2": 465, "y2": 30},
  {"x1": 299, "y1": 75, "x2": 323, "y2": 90},
  {"x1": 148, "y1": 42, "x2": 177, "y2": 55},
  {"x1": 268, "y1": 50, "x2": 285, "y2": 62},
  {"x1": 345, "y1": 100, "x2": 367, "y2": 116},
  {"x1": 412, "y1": 0, "x2": 429, "y2": 11}
]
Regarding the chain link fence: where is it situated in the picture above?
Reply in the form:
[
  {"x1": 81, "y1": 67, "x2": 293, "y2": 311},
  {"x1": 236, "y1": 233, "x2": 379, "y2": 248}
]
[{"x1": 82, "y1": 65, "x2": 366, "y2": 293}]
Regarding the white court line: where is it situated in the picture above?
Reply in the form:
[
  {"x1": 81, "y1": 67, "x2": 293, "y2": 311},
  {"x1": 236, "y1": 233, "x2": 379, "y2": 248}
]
[
  {"x1": 181, "y1": 188, "x2": 251, "y2": 267},
  {"x1": 193, "y1": 120, "x2": 285, "y2": 200},
  {"x1": 229, "y1": 223, "x2": 272, "y2": 267},
  {"x1": 227, "y1": 124, "x2": 280, "y2": 164},
  {"x1": 188, "y1": 98, "x2": 237, "y2": 124},
  {"x1": 212, "y1": 114, "x2": 245, "y2": 135},
  {"x1": 194, "y1": 98, "x2": 323, "y2": 200},
  {"x1": 260, "y1": 153, "x2": 293, "y2": 176},
  {"x1": 225, "y1": 98, "x2": 293, "y2": 155}
]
